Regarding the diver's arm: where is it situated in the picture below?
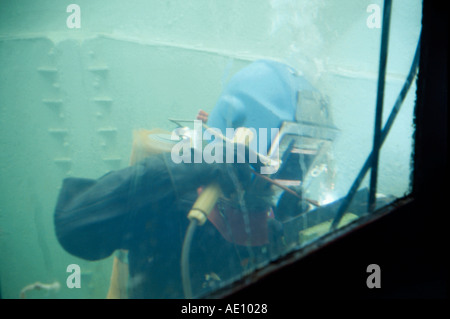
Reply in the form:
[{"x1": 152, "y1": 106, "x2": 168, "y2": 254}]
[
  {"x1": 54, "y1": 153, "x2": 210, "y2": 261},
  {"x1": 54, "y1": 151, "x2": 253, "y2": 261}
]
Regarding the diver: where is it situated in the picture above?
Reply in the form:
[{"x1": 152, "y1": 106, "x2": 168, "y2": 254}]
[{"x1": 54, "y1": 59, "x2": 329, "y2": 298}]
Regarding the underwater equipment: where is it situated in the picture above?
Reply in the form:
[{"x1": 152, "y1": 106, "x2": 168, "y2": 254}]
[
  {"x1": 107, "y1": 60, "x2": 339, "y2": 299},
  {"x1": 187, "y1": 182, "x2": 223, "y2": 226},
  {"x1": 180, "y1": 60, "x2": 338, "y2": 298},
  {"x1": 207, "y1": 59, "x2": 338, "y2": 201},
  {"x1": 179, "y1": 120, "x2": 337, "y2": 297},
  {"x1": 330, "y1": 30, "x2": 421, "y2": 231},
  {"x1": 103, "y1": 124, "x2": 263, "y2": 298},
  {"x1": 181, "y1": 128, "x2": 262, "y2": 299}
]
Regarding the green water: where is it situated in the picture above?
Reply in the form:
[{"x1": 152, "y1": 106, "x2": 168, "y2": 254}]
[{"x1": 0, "y1": 0, "x2": 422, "y2": 299}]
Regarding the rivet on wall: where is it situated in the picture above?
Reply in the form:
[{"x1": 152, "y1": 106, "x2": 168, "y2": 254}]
[
  {"x1": 39, "y1": 48, "x2": 72, "y2": 176},
  {"x1": 87, "y1": 53, "x2": 121, "y2": 171}
]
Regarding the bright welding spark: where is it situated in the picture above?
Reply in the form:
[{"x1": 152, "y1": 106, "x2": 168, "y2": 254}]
[{"x1": 321, "y1": 193, "x2": 336, "y2": 205}]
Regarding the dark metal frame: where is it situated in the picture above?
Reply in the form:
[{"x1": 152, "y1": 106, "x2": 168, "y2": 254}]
[{"x1": 211, "y1": 0, "x2": 447, "y2": 299}]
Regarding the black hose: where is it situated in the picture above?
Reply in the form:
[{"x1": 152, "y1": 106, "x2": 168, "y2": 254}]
[
  {"x1": 369, "y1": 0, "x2": 392, "y2": 210},
  {"x1": 330, "y1": 31, "x2": 422, "y2": 231},
  {"x1": 181, "y1": 219, "x2": 198, "y2": 299}
]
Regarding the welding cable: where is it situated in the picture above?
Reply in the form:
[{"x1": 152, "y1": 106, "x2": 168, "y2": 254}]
[{"x1": 181, "y1": 219, "x2": 198, "y2": 299}]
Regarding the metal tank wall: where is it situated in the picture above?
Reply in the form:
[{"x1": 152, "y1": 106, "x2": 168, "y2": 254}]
[{"x1": 0, "y1": 0, "x2": 421, "y2": 298}]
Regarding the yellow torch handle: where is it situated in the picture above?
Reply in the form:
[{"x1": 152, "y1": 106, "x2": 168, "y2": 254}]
[{"x1": 187, "y1": 182, "x2": 222, "y2": 226}]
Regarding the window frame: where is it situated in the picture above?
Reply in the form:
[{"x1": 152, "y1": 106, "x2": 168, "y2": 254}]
[{"x1": 205, "y1": 0, "x2": 447, "y2": 299}]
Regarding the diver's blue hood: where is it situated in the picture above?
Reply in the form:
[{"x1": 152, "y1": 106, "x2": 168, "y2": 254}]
[{"x1": 208, "y1": 60, "x2": 315, "y2": 153}]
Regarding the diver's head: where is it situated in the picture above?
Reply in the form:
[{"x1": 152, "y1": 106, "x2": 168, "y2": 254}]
[
  {"x1": 207, "y1": 60, "x2": 302, "y2": 154},
  {"x1": 207, "y1": 59, "x2": 336, "y2": 183}
]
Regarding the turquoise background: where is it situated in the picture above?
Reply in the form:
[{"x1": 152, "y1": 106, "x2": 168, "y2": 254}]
[{"x1": 0, "y1": 0, "x2": 422, "y2": 298}]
